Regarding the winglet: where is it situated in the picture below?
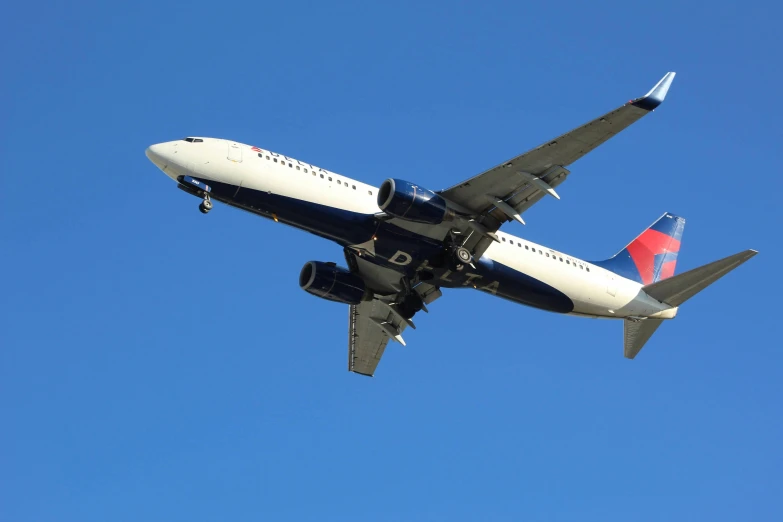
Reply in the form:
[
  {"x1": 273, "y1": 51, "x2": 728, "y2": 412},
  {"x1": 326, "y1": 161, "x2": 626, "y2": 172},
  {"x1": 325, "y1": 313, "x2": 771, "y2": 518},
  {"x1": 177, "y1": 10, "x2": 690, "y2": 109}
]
[{"x1": 632, "y1": 72, "x2": 676, "y2": 111}]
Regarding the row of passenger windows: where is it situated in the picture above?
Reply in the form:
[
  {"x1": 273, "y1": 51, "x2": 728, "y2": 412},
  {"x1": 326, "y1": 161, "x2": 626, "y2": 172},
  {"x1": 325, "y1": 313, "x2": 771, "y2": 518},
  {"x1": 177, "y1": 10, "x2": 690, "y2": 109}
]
[
  {"x1": 500, "y1": 236, "x2": 590, "y2": 271},
  {"x1": 258, "y1": 153, "x2": 373, "y2": 196}
]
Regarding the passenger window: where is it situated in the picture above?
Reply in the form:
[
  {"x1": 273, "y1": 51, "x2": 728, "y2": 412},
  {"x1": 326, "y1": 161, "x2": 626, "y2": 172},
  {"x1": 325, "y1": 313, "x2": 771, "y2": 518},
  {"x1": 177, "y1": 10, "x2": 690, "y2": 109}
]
[
  {"x1": 328, "y1": 177, "x2": 332, "y2": 181},
  {"x1": 289, "y1": 163, "x2": 292, "y2": 167},
  {"x1": 580, "y1": 265, "x2": 584, "y2": 269},
  {"x1": 502, "y1": 237, "x2": 506, "y2": 242},
  {"x1": 266, "y1": 156, "x2": 270, "y2": 160},
  {"x1": 586, "y1": 267, "x2": 590, "y2": 272},
  {"x1": 525, "y1": 245, "x2": 529, "y2": 250},
  {"x1": 546, "y1": 253, "x2": 549, "y2": 257},
  {"x1": 337, "y1": 180, "x2": 341, "y2": 185},
  {"x1": 539, "y1": 250, "x2": 542, "y2": 254},
  {"x1": 320, "y1": 174, "x2": 324, "y2": 179},
  {"x1": 258, "y1": 153, "x2": 263, "y2": 158},
  {"x1": 566, "y1": 260, "x2": 570, "y2": 264},
  {"x1": 274, "y1": 158, "x2": 278, "y2": 163},
  {"x1": 352, "y1": 185, "x2": 356, "y2": 189},
  {"x1": 296, "y1": 166, "x2": 300, "y2": 170},
  {"x1": 304, "y1": 168, "x2": 308, "y2": 173},
  {"x1": 518, "y1": 243, "x2": 521, "y2": 247},
  {"x1": 559, "y1": 257, "x2": 563, "y2": 262},
  {"x1": 368, "y1": 191, "x2": 373, "y2": 195}
]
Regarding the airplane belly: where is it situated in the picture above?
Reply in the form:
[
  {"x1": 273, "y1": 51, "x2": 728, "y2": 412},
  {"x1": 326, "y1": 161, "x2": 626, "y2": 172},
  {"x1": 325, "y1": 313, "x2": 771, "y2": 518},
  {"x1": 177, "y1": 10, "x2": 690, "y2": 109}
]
[
  {"x1": 431, "y1": 257, "x2": 574, "y2": 313},
  {"x1": 481, "y1": 246, "x2": 612, "y2": 317},
  {"x1": 230, "y1": 185, "x2": 377, "y2": 244},
  {"x1": 167, "y1": 170, "x2": 617, "y2": 318}
]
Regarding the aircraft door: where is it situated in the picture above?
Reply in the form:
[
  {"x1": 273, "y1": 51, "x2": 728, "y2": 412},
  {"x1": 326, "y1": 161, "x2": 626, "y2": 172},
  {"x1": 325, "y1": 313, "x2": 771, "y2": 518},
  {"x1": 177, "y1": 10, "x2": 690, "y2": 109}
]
[
  {"x1": 227, "y1": 142, "x2": 243, "y2": 163},
  {"x1": 606, "y1": 274, "x2": 617, "y2": 297}
]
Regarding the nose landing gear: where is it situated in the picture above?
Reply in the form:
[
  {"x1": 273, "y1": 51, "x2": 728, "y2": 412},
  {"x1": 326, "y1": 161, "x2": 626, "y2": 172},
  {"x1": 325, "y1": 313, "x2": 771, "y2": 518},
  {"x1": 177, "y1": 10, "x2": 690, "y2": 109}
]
[{"x1": 199, "y1": 195, "x2": 213, "y2": 214}]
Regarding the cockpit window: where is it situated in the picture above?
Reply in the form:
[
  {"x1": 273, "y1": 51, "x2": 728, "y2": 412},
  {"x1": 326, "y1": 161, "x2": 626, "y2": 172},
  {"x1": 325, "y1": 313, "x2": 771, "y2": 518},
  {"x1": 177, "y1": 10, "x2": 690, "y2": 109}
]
[
  {"x1": 183, "y1": 137, "x2": 194, "y2": 142},
  {"x1": 182, "y1": 137, "x2": 204, "y2": 143}
]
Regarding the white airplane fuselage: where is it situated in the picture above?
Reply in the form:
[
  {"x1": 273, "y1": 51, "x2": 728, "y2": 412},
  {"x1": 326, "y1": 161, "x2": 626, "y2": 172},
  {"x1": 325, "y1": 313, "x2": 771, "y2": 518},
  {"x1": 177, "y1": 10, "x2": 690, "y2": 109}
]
[{"x1": 146, "y1": 137, "x2": 677, "y2": 321}]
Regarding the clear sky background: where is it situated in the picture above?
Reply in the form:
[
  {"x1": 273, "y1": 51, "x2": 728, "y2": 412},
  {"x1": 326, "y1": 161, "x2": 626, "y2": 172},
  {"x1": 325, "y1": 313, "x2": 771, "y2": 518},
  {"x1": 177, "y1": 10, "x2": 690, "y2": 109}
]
[{"x1": 2, "y1": 1, "x2": 781, "y2": 521}]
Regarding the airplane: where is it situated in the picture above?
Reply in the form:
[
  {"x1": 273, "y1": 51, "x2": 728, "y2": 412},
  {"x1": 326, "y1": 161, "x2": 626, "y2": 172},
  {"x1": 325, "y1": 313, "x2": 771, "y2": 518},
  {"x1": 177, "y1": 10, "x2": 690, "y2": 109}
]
[{"x1": 145, "y1": 72, "x2": 756, "y2": 376}]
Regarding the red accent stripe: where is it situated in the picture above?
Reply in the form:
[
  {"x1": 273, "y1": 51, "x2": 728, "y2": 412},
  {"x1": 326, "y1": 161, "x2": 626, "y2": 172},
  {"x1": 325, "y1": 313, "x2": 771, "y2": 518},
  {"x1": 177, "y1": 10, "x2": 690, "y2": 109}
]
[
  {"x1": 627, "y1": 229, "x2": 680, "y2": 285},
  {"x1": 659, "y1": 260, "x2": 677, "y2": 281}
]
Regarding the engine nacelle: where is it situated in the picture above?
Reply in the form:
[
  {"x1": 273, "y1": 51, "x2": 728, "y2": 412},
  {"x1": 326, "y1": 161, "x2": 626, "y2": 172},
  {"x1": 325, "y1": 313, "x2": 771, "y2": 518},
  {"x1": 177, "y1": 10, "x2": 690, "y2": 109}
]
[
  {"x1": 377, "y1": 178, "x2": 452, "y2": 225},
  {"x1": 299, "y1": 261, "x2": 368, "y2": 305}
]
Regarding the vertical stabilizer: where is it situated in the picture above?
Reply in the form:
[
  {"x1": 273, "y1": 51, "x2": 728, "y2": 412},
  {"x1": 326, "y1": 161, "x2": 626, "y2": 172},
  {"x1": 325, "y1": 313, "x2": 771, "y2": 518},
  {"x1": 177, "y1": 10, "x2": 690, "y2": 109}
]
[{"x1": 594, "y1": 212, "x2": 685, "y2": 285}]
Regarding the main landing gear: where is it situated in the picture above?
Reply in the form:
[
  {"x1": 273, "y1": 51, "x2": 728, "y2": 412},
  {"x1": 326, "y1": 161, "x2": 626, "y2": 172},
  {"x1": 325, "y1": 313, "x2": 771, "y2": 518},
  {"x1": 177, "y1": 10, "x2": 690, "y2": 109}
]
[
  {"x1": 199, "y1": 195, "x2": 213, "y2": 214},
  {"x1": 437, "y1": 229, "x2": 475, "y2": 272},
  {"x1": 397, "y1": 290, "x2": 424, "y2": 319},
  {"x1": 395, "y1": 276, "x2": 426, "y2": 320},
  {"x1": 454, "y1": 246, "x2": 473, "y2": 266},
  {"x1": 447, "y1": 245, "x2": 473, "y2": 271}
]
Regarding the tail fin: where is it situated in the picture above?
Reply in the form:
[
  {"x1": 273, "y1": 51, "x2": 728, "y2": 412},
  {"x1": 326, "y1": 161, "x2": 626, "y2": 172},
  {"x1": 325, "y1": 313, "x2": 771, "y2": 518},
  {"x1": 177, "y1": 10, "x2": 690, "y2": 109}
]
[
  {"x1": 594, "y1": 212, "x2": 686, "y2": 285},
  {"x1": 624, "y1": 249, "x2": 758, "y2": 359}
]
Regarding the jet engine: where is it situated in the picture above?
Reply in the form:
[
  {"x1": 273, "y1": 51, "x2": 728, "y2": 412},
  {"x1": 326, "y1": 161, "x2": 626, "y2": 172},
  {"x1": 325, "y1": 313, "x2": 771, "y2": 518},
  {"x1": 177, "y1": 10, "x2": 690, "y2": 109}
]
[
  {"x1": 299, "y1": 261, "x2": 369, "y2": 305},
  {"x1": 377, "y1": 179, "x2": 454, "y2": 225}
]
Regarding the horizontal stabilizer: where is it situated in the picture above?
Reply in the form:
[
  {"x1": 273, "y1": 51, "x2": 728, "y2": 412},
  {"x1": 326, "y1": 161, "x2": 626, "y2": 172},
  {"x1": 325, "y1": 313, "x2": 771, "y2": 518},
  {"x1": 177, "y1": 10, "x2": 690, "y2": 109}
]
[
  {"x1": 624, "y1": 318, "x2": 664, "y2": 359},
  {"x1": 643, "y1": 249, "x2": 758, "y2": 307}
]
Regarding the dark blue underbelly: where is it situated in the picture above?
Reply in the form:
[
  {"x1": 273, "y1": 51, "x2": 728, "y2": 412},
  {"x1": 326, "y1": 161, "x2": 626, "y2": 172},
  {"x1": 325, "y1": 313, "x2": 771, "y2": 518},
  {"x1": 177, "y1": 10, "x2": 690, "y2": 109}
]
[{"x1": 206, "y1": 181, "x2": 573, "y2": 314}]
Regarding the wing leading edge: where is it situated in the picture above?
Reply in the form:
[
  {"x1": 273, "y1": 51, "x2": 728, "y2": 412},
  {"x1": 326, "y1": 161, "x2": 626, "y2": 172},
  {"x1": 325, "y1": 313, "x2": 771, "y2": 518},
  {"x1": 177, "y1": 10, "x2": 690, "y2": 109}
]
[{"x1": 440, "y1": 72, "x2": 676, "y2": 224}]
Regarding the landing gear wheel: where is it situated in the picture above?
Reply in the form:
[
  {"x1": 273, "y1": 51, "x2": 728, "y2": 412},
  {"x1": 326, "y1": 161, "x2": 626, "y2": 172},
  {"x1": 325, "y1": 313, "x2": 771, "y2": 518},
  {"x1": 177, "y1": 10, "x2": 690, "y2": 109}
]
[
  {"x1": 455, "y1": 246, "x2": 473, "y2": 265},
  {"x1": 199, "y1": 199, "x2": 213, "y2": 214},
  {"x1": 447, "y1": 246, "x2": 473, "y2": 272}
]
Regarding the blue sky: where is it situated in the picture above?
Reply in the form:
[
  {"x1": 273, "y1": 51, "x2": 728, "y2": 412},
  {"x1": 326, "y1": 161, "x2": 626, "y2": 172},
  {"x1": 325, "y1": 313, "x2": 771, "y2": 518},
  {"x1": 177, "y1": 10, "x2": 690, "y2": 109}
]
[{"x1": 2, "y1": 1, "x2": 781, "y2": 520}]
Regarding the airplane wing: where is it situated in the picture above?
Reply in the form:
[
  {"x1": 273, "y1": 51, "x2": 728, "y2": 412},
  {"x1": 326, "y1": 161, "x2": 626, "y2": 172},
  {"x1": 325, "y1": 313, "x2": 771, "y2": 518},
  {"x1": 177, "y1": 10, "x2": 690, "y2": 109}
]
[
  {"x1": 439, "y1": 72, "x2": 676, "y2": 257},
  {"x1": 348, "y1": 283, "x2": 442, "y2": 376}
]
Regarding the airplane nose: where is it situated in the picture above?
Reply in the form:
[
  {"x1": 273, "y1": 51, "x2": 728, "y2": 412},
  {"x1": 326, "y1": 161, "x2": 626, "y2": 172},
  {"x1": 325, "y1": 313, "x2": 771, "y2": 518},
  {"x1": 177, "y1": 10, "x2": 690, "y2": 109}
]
[
  {"x1": 145, "y1": 143, "x2": 166, "y2": 168},
  {"x1": 144, "y1": 143, "x2": 171, "y2": 172},
  {"x1": 146, "y1": 141, "x2": 186, "y2": 181}
]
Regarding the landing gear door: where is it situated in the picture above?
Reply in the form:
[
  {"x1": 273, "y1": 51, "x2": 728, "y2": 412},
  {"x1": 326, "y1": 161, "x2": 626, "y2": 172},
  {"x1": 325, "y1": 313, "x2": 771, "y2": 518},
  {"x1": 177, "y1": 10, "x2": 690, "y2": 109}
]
[{"x1": 227, "y1": 142, "x2": 243, "y2": 163}]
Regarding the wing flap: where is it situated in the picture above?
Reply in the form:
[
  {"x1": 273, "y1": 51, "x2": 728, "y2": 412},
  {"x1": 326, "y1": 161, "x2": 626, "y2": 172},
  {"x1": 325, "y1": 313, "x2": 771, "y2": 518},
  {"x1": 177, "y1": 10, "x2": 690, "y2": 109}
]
[
  {"x1": 347, "y1": 283, "x2": 443, "y2": 377},
  {"x1": 348, "y1": 299, "x2": 407, "y2": 376}
]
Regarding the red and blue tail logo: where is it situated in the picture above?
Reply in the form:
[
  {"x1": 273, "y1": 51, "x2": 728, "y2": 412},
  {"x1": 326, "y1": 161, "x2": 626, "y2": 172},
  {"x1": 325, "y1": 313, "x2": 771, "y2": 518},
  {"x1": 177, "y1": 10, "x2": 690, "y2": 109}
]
[{"x1": 593, "y1": 213, "x2": 685, "y2": 285}]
